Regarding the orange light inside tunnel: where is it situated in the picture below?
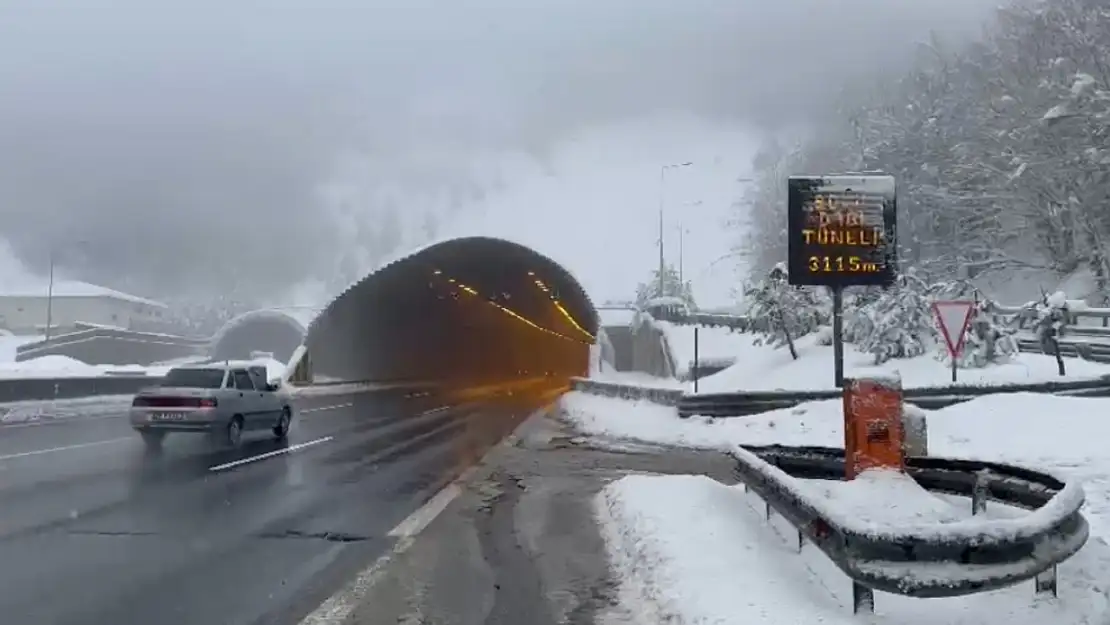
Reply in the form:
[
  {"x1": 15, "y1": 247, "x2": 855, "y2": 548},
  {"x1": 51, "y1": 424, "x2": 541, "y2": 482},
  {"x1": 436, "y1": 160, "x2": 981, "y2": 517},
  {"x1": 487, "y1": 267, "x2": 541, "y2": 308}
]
[
  {"x1": 532, "y1": 275, "x2": 595, "y2": 342},
  {"x1": 430, "y1": 269, "x2": 592, "y2": 346}
]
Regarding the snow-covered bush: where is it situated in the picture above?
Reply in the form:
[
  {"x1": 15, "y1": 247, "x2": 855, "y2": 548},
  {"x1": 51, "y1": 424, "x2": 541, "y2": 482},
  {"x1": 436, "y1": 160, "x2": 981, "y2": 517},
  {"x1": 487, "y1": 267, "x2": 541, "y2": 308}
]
[
  {"x1": 1031, "y1": 290, "x2": 1070, "y2": 354},
  {"x1": 842, "y1": 286, "x2": 885, "y2": 344},
  {"x1": 851, "y1": 271, "x2": 938, "y2": 365},
  {"x1": 946, "y1": 299, "x2": 1020, "y2": 368},
  {"x1": 744, "y1": 263, "x2": 828, "y2": 353}
]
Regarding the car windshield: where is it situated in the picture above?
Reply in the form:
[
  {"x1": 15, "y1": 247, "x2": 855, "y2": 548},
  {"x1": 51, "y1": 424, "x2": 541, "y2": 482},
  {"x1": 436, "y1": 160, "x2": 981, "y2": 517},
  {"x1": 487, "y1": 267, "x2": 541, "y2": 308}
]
[{"x1": 160, "y1": 368, "x2": 225, "y2": 389}]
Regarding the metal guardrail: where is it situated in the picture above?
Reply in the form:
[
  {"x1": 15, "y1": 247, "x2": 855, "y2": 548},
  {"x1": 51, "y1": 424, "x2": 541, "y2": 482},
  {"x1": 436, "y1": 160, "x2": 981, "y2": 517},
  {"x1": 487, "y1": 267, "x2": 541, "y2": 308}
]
[
  {"x1": 1016, "y1": 337, "x2": 1110, "y2": 363},
  {"x1": 567, "y1": 378, "x2": 1089, "y2": 607},
  {"x1": 0, "y1": 376, "x2": 429, "y2": 404},
  {"x1": 0, "y1": 376, "x2": 165, "y2": 403},
  {"x1": 570, "y1": 378, "x2": 684, "y2": 405},
  {"x1": 679, "y1": 376, "x2": 1110, "y2": 417},
  {"x1": 736, "y1": 445, "x2": 1087, "y2": 600},
  {"x1": 576, "y1": 376, "x2": 1110, "y2": 418}
]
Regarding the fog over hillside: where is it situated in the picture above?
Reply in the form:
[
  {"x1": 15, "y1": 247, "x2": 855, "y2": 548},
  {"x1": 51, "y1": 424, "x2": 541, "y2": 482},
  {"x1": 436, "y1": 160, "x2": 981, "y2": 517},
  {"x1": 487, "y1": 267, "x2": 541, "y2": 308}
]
[{"x1": 0, "y1": 0, "x2": 999, "y2": 308}]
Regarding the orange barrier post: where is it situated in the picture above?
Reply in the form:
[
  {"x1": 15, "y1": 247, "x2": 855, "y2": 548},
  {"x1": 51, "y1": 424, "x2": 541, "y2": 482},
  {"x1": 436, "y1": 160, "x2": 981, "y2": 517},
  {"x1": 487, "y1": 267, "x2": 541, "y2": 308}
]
[{"x1": 843, "y1": 375, "x2": 904, "y2": 480}]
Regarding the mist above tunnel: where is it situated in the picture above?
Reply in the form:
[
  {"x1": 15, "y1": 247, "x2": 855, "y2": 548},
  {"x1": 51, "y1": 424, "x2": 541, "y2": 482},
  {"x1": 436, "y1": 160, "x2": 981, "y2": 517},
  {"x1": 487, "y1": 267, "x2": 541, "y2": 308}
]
[{"x1": 305, "y1": 236, "x2": 599, "y2": 385}]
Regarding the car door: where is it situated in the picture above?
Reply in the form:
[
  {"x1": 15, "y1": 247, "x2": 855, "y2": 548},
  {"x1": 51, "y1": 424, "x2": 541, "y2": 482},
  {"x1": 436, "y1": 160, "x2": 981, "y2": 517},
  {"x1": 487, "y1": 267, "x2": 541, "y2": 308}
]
[
  {"x1": 231, "y1": 369, "x2": 265, "y2": 430},
  {"x1": 248, "y1": 365, "x2": 282, "y2": 422}
]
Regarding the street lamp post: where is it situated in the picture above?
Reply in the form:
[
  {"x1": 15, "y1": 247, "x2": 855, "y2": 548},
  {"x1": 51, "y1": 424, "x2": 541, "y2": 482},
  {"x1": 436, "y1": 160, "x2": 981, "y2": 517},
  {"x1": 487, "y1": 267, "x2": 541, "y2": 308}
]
[
  {"x1": 658, "y1": 161, "x2": 693, "y2": 297},
  {"x1": 44, "y1": 249, "x2": 56, "y2": 341},
  {"x1": 675, "y1": 200, "x2": 702, "y2": 285},
  {"x1": 44, "y1": 241, "x2": 88, "y2": 341}
]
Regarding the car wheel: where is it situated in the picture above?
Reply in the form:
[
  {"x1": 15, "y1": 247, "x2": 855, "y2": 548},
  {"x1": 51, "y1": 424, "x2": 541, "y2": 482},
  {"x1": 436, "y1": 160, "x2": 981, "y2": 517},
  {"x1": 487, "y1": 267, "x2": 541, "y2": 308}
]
[
  {"x1": 273, "y1": 407, "x2": 291, "y2": 440},
  {"x1": 140, "y1": 430, "x2": 165, "y2": 449},
  {"x1": 226, "y1": 416, "x2": 244, "y2": 448}
]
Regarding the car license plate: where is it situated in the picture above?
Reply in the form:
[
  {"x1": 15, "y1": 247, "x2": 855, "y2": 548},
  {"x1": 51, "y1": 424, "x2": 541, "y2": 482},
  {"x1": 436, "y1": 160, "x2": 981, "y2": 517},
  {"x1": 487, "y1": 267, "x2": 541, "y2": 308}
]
[{"x1": 152, "y1": 412, "x2": 187, "y2": 421}]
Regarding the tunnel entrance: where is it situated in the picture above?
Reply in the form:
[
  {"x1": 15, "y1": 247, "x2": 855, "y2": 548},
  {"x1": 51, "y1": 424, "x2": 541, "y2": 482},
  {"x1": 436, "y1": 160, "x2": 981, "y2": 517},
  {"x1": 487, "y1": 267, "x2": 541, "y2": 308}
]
[
  {"x1": 304, "y1": 236, "x2": 599, "y2": 387},
  {"x1": 210, "y1": 310, "x2": 307, "y2": 364}
]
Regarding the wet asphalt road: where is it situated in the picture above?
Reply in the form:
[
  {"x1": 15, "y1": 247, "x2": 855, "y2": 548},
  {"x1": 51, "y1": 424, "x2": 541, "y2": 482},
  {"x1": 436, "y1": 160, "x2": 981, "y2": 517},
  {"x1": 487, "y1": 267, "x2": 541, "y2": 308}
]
[{"x1": 0, "y1": 387, "x2": 544, "y2": 625}]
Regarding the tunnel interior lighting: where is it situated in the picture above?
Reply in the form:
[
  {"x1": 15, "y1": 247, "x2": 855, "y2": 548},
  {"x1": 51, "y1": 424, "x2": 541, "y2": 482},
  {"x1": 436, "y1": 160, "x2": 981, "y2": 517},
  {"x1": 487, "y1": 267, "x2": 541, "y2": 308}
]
[
  {"x1": 431, "y1": 270, "x2": 591, "y2": 345},
  {"x1": 531, "y1": 275, "x2": 596, "y2": 342}
]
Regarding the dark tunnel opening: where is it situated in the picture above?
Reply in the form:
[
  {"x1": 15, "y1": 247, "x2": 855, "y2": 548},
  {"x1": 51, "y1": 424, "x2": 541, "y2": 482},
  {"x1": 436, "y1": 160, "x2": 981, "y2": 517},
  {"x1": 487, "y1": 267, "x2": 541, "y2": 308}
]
[
  {"x1": 210, "y1": 311, "x2": 307, "y2": 364},
  {"x1": 305, "y1": 237, "x2": 599, "y2": 390}
]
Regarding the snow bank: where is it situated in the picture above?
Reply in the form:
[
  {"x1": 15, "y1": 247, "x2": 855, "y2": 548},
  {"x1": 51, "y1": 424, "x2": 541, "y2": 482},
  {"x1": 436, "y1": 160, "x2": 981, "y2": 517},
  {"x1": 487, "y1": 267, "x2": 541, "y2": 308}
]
[
  {"x1": 597, "y1": 474, "x2": 853, "y2": 625},
  {"x1": 732, "y1": 444, "x2": 1085, "y2": 545},
  {"x1": 565, "y1": 389, "x2": 1110, "y2": 536},
  {"x1": 697, "y1": 332, "x2": 1110, "y2": 393},
  {"x1": 598, "y1": 473, "x2": 1110, "y2": 625}
]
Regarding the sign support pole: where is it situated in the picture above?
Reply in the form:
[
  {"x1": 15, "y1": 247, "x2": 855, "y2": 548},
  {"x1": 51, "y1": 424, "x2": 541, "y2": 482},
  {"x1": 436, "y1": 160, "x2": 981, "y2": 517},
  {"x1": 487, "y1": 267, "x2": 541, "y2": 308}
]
[{"x1": 832, "y1": 286, "x2": 845, "y2": 388}]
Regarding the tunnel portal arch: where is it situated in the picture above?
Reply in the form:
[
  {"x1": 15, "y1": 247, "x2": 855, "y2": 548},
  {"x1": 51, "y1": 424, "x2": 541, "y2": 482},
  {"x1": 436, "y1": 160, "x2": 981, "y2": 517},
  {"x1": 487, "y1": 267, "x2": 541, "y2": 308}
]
[
  {"x1": 209, "y1": 309, "x2": 313, "y2": 364},
  {"x1": 304, "y1": 236, "x2": 599, "y2": 385}
]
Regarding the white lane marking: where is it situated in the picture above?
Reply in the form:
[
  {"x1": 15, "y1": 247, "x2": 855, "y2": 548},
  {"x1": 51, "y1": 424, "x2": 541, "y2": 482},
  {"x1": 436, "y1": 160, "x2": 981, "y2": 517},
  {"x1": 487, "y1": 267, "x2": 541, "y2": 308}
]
[
  {"x1": 208, "y1": 436, "x2": 333, "y2": 472},
  {"x1": 419, "y1": 406, "x2": 452, "y2": 416},
  {"x1": 297, "y1": 439, "x2": 492, "y2": 624},
  {"x1": 386, "y1": 484, "x2": 462, "y2": 538},
  {"x1": 299, "y1": 402, "x2": 353, "y2": 415},
  {"x1": 0, "y1": 437, "x2": 131, "y2": 461},
  {"x1": 297, "y1": 536, "x2": 416, "y2": 625}
]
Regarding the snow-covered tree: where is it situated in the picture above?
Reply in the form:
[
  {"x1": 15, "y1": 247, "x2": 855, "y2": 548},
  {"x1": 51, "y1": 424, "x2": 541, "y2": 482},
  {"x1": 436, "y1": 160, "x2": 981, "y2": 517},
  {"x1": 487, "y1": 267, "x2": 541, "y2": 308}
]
[
  {"x1": 744, "y1": 263, "x2": 827, "y2": 358},
  {"x1": 635, "y1": 263, "x2": 696, "y2": 309},
  {"x1": 731, "y1": 1, "x2": 1110, "y2": 306},
  {"x1": 850, "y1": 271, "x2": 940, "y2": 365},
  {"x1": 956, "y1": 298, "x2": 1020, "y2": 368}
]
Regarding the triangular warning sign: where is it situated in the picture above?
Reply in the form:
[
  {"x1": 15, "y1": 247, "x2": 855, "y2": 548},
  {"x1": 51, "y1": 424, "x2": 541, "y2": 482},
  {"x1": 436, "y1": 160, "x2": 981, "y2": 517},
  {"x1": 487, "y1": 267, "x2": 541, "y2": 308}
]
[{"x1": 932, "y1": 301, "x2": 976, "y2": 357}]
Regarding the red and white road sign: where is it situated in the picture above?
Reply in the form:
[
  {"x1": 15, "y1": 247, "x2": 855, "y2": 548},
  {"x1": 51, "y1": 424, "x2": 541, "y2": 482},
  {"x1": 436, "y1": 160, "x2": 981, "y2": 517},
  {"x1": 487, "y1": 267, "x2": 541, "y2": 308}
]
[{"x1": 932, "y1": 300, "x2": 976, "y2": 358}]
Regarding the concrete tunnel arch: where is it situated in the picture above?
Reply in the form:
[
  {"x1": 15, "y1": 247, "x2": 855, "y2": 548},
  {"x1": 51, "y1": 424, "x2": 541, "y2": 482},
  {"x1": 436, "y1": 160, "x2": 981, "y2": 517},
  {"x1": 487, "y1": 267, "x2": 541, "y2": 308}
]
[
  {"x1": 209, "y1": 309, "x2": 311, "y2": 364},
  {"x1": 302, "y1": 236, "x2": 600, "y2": 385}
]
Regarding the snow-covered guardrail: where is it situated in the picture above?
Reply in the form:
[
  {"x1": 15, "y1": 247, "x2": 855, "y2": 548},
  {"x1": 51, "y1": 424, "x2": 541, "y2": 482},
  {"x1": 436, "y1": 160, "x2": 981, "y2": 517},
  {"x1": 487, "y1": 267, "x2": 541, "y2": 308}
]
[
  {"x1": 735, "y1": 444, "x2": 1088, "y2": 603},
  {"x1": 566, "y1": 377, "x2": 1088, "y2": 609},
  {"x1": 680, "y1": 376, "x2": 1110, "y2": 417},
  {"x1": 0, "y1": 376, "x2": 434, "y2": 404},
  {"x1": 571, "y1": 375, "x2": 1110, "y2": 417},
  {"x1": 570, "y1": 378, "x2": 683, "y2": 405}
]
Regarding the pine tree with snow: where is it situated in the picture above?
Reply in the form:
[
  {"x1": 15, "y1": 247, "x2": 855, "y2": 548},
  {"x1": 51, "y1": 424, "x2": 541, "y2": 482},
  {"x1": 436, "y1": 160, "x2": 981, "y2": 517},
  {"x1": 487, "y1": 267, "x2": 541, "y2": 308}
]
[
  {"x1": 744, "y1": 263, "x2": 827, "y2": 358},
  {"x1": 635, "y1": 263, "x2": 696, "y2": 310}
]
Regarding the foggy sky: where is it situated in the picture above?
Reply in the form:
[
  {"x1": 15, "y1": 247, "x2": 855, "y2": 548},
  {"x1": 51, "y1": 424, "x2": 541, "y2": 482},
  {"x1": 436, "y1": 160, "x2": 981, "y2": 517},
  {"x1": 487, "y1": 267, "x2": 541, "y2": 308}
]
[{"x1": 0, "y1": 0, "x2": 998, "y2": 304}]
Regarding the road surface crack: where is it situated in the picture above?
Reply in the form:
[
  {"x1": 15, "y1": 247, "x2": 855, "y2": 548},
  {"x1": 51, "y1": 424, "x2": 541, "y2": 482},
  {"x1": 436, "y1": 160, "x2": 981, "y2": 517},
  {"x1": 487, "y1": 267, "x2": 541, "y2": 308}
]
[
  {"x1": 255, "y1": 529, "x2": 371, "y2": 542},
  {"x1": 66, "y1": 529, "x2": 159, "y2": 536}
]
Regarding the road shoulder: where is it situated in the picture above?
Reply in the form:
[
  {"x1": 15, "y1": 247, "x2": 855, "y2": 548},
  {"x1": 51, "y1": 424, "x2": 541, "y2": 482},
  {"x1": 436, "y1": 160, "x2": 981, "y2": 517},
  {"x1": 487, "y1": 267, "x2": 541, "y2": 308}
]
[{"x1": 340, "y1": 408, "x2": 735, "y2": 625}]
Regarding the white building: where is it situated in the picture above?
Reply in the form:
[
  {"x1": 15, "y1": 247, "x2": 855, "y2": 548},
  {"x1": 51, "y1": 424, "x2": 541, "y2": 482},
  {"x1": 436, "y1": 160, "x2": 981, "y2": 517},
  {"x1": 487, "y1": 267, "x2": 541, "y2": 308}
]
[{"x1": 0, "y1": 279, "x2": 167, "y2": 336}]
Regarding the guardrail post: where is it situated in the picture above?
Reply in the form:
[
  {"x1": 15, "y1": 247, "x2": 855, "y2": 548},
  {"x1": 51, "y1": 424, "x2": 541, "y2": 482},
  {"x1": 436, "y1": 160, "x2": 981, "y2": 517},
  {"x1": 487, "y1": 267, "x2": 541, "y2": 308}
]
[
  {"x1": 852, "y1": 583, "x2": 875, "y2": 614},
  {"x1": 1035, "y1": 565, "x2": 1058, "y2": 596},
  {"x1": 844, "y1": 374, "x2": 905, "y2": 479},
  {"x1": 972, "y1": 470, "x2": 989, "y2": 515}
]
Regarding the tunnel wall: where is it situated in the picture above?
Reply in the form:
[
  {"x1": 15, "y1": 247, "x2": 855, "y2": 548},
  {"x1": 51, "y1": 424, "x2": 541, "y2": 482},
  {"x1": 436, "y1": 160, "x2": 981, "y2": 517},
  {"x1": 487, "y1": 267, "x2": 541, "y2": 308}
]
[{"x1": 304, "y1": 236, "x2": 599, "y2": 386}]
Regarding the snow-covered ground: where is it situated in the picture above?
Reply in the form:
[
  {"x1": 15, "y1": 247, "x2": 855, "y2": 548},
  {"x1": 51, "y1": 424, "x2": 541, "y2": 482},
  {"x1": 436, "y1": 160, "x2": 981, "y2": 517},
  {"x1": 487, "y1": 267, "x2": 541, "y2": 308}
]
[
  {"x1": 568, "y1": 391, "x2": 1110, "y2": 624},
  {"x1": 0, "y1": 395, "x2": 135, "y2": 425},
  {"x1": 670, "y1": 331, "x2": 1110, "y2": 392},
  {"x1": 0, "y1": 353, "x2": 286, "y2": 381}
]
